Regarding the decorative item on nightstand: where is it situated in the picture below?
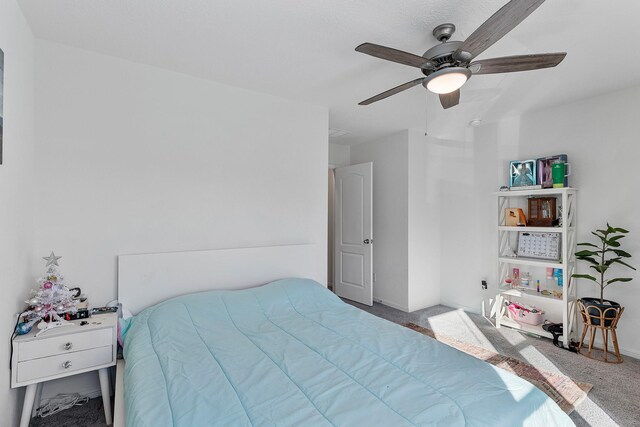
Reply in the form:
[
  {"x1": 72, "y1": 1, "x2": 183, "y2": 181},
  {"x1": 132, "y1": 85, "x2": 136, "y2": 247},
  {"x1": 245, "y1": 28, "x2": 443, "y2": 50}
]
[
  {"x1": 18, "y1": 253, "x2": 78, "y2": 337},
  {"x1": 64, "y1": 288, "x2": 90, "y2": 321},
  {"x1": 527, "y1": 197, "x2": 557, "y2": 227},
  {"x1": 573, "y1": 224, "x2": 635, "y2": 363}
]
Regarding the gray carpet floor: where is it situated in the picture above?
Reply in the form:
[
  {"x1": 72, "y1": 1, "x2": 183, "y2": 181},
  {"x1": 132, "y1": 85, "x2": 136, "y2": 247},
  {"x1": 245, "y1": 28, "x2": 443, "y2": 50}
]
[
  {"x1": 29, "y1": 396, "x2": 108, "y2": 427},
  {"x1": 29, "y1": 302, "x2": 640, "y2": 427}
]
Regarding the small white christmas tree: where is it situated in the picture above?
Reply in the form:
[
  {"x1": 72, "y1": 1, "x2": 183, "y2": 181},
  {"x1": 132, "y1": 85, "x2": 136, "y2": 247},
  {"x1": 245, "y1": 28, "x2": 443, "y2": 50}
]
[{"x1": 20, "y1": 252, "x2": 78, "y2": 333}]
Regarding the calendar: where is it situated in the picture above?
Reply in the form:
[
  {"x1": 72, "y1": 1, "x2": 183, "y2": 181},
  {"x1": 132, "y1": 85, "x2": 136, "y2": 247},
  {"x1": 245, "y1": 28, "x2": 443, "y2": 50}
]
[{"x1": 517, "y1": 232, "x2": 561, "y2": 260}]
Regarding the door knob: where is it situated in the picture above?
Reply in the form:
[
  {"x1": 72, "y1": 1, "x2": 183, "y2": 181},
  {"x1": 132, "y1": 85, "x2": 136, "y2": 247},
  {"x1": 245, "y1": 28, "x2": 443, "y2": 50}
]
[
  {"x1": 363, "y1": 239, "x2": 372, "y2": 244},
  {"x1": 62, "y1": 360, "x2": 72, "y2": 369}
]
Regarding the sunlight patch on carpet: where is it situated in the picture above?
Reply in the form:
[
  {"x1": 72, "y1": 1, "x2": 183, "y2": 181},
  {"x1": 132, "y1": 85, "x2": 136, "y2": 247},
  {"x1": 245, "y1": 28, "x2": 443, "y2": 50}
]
[
  {"x1": 424, "y1": 309, "x2": 499, "y2": 353},
  {"x1": 405, "y1": 322, "x2": 592, "y2": 414}
]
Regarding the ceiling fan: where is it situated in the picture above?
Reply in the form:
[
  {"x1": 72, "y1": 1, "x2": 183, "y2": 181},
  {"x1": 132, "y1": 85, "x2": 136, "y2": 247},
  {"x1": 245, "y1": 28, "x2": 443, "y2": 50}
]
[{"x1": 356, "y1": 0, "x2": 566, "y2": 109}]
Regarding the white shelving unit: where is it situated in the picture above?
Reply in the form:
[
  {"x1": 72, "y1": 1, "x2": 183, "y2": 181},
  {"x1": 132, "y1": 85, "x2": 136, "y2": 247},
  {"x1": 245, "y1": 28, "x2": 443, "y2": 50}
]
[{"x1": 493, "y1": 188, "x2": 578, "y2": 344}]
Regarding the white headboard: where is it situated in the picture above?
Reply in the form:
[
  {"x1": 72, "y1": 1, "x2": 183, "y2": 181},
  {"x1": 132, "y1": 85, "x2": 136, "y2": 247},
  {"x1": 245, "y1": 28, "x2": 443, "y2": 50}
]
[{"x1": 118, "y1": 244, "x2": 323, "y2": 314}]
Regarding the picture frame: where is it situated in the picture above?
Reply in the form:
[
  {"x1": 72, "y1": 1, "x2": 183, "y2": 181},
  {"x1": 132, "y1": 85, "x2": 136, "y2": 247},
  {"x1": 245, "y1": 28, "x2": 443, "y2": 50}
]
[
  {"x1": 505, "y1": 208, "x2": 527, "y2": 226},
  {"x1": 537, "y1": 154, "x2": 568, "y2": 188},
  {"x1": 509, "y1": 159, "x2": 537, "y2": 188}
]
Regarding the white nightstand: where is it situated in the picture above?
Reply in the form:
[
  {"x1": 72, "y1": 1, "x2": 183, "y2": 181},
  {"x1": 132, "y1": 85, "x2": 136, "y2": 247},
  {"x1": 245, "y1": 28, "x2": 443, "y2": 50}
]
[{"x1": 11, "y1": 313, "x2": 118, "y2": 427}]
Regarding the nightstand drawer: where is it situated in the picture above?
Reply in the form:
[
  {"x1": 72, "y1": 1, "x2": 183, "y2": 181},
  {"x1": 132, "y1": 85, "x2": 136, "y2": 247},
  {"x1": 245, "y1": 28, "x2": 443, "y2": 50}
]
[
  {"x1": 16, "y1": 346, "x2": 113, "y2": 383},
  {"x1": 18, "y1": 328, "x2": 113, "y2": 362}
]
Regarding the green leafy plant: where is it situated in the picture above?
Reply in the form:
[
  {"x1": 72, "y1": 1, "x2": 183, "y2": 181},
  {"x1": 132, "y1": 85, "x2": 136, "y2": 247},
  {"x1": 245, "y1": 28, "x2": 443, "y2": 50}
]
[{"x1": 572, "y1": 224, "x2": 636, "y2": 303}]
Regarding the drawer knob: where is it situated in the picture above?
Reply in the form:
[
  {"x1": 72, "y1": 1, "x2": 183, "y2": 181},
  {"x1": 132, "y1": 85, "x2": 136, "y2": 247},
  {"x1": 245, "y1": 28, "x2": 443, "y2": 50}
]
[
  {"x1": 62, "y1": 360, "x2": 72, "y2": 369},
  {"x1": 63, "y1": 342, "x2": 73, "y2": 350}
]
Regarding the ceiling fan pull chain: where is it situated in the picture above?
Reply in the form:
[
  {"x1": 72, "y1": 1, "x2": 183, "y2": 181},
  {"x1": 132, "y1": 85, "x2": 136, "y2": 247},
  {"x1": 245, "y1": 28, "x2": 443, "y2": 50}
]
[{"x1": 424, "y1": 93, "x2": 429, "y2": 136}]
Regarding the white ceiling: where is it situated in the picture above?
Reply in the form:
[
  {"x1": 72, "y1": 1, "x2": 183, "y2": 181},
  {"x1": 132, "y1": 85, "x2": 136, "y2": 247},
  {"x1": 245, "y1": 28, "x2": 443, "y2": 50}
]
[{"x1": 18, "y1": 0, "x2": 640, "y2": 145}]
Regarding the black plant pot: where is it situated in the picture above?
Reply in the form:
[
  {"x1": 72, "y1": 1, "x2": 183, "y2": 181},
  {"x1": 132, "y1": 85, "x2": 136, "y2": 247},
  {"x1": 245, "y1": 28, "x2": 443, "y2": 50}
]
[{"x1": 580, "y1": 297, "x2": 621, "y2": 327}]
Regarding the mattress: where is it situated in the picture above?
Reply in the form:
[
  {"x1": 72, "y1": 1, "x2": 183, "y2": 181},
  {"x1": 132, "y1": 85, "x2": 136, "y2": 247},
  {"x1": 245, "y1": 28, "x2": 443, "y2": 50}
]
[{"x1": 121, "y1": 278, "x2": 574, "y2": 426}]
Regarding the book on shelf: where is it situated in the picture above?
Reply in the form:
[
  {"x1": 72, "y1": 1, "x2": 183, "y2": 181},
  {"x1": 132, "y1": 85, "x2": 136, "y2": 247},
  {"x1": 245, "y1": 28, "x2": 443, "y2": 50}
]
[{"x1": 509, "y1": 185, "x2": 542, "y2": 191}]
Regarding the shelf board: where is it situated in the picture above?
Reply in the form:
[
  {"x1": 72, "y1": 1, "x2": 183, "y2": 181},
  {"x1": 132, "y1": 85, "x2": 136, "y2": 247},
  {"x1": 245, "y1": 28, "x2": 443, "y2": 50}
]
[
  {"x1": 498, "y1": 286, "x2": 563, "y2": 303},
  {"x1": 498, "y1": 256, "x2": 563, "y2": 269},
  {"x1": 498, "y1": 316, "x2": 554, "y2": 339},
  {"x1": 495, "y1": 187, "x2": 577, "y2": 197},
  {"x1": 498, "y1": 226, "x2": 563, "y2": 233}
]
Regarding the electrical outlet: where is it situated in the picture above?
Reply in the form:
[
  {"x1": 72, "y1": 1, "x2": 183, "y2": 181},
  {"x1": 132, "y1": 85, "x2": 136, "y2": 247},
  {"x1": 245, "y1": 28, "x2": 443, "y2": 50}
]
[
  {"x1": 373, "y1": 273, "x2": 377, "y2": 282},
  {"x1": 481, "y1": 280, "x2": 488, "y2": 290}
]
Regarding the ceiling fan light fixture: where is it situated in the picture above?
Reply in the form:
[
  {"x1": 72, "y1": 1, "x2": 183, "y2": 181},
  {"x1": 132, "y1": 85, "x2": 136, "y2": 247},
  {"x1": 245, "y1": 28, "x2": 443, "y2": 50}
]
[
  {"x1": 423, "y1": 67, "x2": 471, "y2": 94},
  {"x1": 356, "y1": 0, "x2": 566, "y2": 108}
]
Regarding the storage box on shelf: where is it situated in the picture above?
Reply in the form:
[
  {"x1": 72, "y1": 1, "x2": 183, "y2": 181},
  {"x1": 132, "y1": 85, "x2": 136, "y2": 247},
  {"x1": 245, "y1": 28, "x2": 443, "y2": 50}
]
[
  {"x1": 492, "y1": 187, "x2": 578, "y2": 345},
  {"x1": 527, "y1": 197, "x2": 557, "y2": 227}
]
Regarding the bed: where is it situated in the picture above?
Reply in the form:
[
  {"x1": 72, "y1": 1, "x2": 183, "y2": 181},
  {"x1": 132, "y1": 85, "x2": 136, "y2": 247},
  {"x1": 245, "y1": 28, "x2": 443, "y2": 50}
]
[{"x1": 115, "y1": 245, "x2": 572, "y2": 426}]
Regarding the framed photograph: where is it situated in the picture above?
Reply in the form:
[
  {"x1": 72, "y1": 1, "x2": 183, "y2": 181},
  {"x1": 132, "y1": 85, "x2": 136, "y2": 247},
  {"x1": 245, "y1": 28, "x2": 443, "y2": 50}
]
[
  {"x1": 537, "y1": 154, "x2": 568, "y2": 188},
  {"x1": 0, "y1": 48, "x2": 3, "y2": 165},
  {"x1": 509, "y1": 159, "x2": 537, "y2": 188}
]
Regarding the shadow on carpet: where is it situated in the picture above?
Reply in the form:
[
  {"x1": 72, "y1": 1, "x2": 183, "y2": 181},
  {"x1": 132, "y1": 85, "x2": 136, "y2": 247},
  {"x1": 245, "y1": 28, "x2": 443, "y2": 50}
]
[{"x1": 405, "y1": 322, "x2": 592, "y2": 414}]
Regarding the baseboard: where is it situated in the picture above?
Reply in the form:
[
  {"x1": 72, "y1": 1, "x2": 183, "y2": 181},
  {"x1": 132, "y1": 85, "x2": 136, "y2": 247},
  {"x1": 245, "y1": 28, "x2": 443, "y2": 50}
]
[
  {"x1": 440, "y1": 299, "x2": 481, "y2": 314},
  {"x1": 580, "y1": 337, "x2": 640, "y2": 359},
  {"x1": 620, "y1": 347, "x2": 640, "y2": 359},
  {"x1": 83, "y1": 389, "x2": 103, "y2": 400},
  {"x1": 40, "y1": 371, "x2": 107, "y2": 403},
  {"x1": 374, "y1": 297, "x2": 409, "y2": 313}
]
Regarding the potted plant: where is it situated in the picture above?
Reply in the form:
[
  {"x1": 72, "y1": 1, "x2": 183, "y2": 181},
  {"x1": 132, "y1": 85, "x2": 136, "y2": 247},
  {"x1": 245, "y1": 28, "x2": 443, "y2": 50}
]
[{"x1": 572, "y1": 224, "x2": 635, "y2": 326}]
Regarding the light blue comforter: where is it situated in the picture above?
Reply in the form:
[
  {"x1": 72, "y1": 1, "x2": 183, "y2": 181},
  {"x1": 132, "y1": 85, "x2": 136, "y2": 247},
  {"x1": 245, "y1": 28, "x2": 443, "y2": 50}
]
[{"x1": 121, "y1": 278, "x2": 574, "y2": 427}]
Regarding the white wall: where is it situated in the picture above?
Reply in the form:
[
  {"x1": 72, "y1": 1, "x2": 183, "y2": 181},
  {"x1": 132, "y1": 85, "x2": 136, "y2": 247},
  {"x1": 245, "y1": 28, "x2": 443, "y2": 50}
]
[
  {"x1": 438, "y1": 119, "x2": 519, "y2": 312},
  {"x1": 0, "y1": 0, "x2": 36, "y2": 424},
  {"x1": 329, "y1": 142, "x2": 350, "y2": 168},
  {"x1": 351, "y1": 131, "x2": 409, "y2": 311},
  {"x1": 34, "y1": 40, "x2": 328, "y2": 397},
  {"x1": 517, "y1": 86, "x2": 640, "y2": 357},
  {"x1": 348, "y1": 130, "x2": 444, "y2": 312},
  {"x1": 407, "y1": 130, "x2": 441, "y2": 311}
]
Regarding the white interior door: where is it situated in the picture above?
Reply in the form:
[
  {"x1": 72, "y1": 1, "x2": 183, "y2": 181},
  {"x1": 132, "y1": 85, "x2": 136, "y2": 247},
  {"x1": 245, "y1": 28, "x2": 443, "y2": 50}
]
[{"x1": 334, "y1": 162, "x2": 373, "y2": 305}]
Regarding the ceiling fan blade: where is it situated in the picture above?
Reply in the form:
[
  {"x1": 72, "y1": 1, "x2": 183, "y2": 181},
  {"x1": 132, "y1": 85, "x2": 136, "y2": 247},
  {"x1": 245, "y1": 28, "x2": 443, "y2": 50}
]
[
  {"x1": 454, "y1": 0, "x2": 546, "y2": 61},
  {"x1": 470, "y1": 52, "x2": 566, "y2": 74},
  {"x1": 356, "y1": 43, "x2": 436, "y2": 70},
  {"x1": 439, "y1": 89, "x2": 460, "y2": 109},
  {"x1": 359, "y1": 78, "x2": 425, "y2": 105}
]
